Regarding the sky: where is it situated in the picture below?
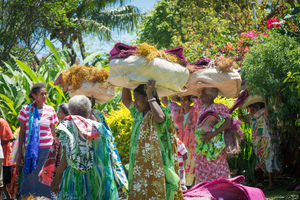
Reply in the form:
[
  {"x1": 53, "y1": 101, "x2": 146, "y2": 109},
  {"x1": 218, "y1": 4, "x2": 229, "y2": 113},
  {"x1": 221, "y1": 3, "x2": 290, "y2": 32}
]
[
  {"x1": 83, "y1": 0, "x2": 158, "y2": 56},
  {"x1": 39, "y1": 0, "x2": 158, "y2": 60}
]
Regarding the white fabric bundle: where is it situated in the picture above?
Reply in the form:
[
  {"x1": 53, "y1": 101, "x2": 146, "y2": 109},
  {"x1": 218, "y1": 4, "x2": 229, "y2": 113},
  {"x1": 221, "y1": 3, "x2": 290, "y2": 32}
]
[
  {"x1": 108, "y1": 56, "x2": 189, "y2": 96},
  {"x1": 68, "y1": 81, "x2": 115, "y2": 105},
  {"x1": 187, "y1": 67, "x2": 242, "y2": 98}
]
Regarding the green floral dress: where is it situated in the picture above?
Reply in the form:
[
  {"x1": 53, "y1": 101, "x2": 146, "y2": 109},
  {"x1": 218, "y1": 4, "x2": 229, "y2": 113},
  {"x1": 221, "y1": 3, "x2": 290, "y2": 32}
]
[{"x1": 128, "y1": 103, "x2": 182, "y2": 200}]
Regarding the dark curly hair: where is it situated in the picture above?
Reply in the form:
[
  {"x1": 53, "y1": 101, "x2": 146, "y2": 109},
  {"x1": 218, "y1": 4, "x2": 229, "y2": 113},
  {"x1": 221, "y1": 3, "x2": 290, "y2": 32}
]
[{"x1": 28, "y1": 82, "x2": 46, "y2": 100}]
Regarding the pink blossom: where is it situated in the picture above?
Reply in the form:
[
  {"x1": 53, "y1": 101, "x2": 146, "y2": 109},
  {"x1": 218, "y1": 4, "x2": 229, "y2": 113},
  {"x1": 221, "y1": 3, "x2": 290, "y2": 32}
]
[
  {"x1": 266, "y1": 17, "x2": 281, "y2": 29},
  {"x1": 263, "y1": 33, "x2": 268, "y2": 36},
  {"x1": 242, "y1": 30, "x2": 258, "y2": 38},
  {"x1": 244, "y1": 46, "x2": 249, "y2": 53}
]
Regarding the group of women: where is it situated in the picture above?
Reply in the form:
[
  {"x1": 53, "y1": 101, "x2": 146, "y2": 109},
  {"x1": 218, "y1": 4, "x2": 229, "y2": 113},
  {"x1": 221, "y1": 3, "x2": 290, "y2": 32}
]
[{"x1": 13, "y1": 77, "x2": 280, "y2": 199}]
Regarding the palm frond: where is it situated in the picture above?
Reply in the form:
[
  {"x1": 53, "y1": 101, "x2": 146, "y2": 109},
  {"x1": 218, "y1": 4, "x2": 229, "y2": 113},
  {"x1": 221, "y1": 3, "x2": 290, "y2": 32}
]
[
  {"x1": 75, "y1": 18, "x2": 117, "y2": 41},
  {"x1": 93, "y1": 5, "x2": 146, "y2": 33}
]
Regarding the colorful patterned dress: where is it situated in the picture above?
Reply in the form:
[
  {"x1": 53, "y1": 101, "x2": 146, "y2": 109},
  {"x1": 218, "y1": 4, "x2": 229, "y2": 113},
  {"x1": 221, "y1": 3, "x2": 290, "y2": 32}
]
[
  {"x1": 193, "y1": 99, "x2": 231, "y2": 183},
  {"x1": 173, "y1": 105, "x2": 198, "y2": 186},
  {"x1": 250, "y1": 108, "x2": 281, "y2": 173},
  {"x1": 92, "y1": 110, "x2": 129, "y2": 196},
  {"x1": 56, "y1": 115, "x2": 118, "y2": 200},
  {"x1": 128, "y1": 103, "x2": 183, "y2": 200}
]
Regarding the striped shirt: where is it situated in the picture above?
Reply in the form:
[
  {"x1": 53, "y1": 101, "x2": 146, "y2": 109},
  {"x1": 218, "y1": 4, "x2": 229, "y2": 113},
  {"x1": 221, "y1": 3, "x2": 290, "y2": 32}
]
[
  {"x1": 177, "y1": 138, "x2": 188, "y2": 170},
  {"x1": 17, "y1": 104, "x2": 59, "y2": 148}
]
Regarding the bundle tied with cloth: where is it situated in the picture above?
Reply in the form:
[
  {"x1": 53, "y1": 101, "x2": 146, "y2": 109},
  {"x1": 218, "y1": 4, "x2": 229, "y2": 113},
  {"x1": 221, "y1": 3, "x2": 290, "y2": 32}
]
[
  {"x1": 54, "y1": 65, "x2": 116, "y2": 104},
  {"x1": 186, "y1": 58, "x2": 241, "y2": 98},
  {"x1": 108, "y1": 42, "x2": 190, "y2": 96},
  {"x1": 189, "y1": 58, "x2": 243, "y2": 157}
]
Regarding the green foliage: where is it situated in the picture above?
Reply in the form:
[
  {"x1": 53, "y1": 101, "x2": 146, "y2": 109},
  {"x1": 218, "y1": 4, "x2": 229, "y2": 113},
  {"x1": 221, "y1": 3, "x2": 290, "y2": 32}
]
[
  {"x1": 0, "y1": 0, "x2": 145, "y2": 65},
  {"x1": 241, "y1": 32, "x2": 300, "y2": 142},
  {"x1": 275, "y1": 2, "x2": 300, "y2": 38},
  {"x1": 137, "y1": 0, "x2": 282, "y2": 53},
  {"x1": 0, "y1": 39, "x2": 70, "y2": 131},
  {"x1": 105, "y1": 104, "x2": 133, "y2": 166}
]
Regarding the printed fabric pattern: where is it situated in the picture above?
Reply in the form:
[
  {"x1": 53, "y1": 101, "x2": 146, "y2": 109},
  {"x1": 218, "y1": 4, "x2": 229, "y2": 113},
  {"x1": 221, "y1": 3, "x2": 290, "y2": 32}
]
[
  {"x1": 128, "y1": 103, "x2": 183, "y2": 200},
  {"x1": 93, "y1": 110, "x2": 129, "y2": 197},
  {"x1": 24, "y1": 103, "x2": 40, "y2": 174},
  {"x1": 250, "y1": 108, "x2": 281, "y2": 173},
  {"x1": 57, "y1": 116, "x2": 118, "y2": 200},
  {"x1": 38, "y1": 136, "x2": 61, "y2": 186},
  {"x1": 174, "y1": 106, "x2": 198, "y2": 186},
  {"x1": 193, "y1": 100, "x2": 231, "y2": 183},
  {"x1": 195, "y1": 115, "x2": 226, "y2": 161}
]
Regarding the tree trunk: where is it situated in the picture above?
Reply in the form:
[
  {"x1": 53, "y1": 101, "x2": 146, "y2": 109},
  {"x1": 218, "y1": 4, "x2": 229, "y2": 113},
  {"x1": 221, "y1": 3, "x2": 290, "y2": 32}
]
[
  {"x1": 67, "y1": 42, "x2": 77, "y2": 66},
  {"x1": 78, "y1": 31, "x2": 87, "y2": 63}
]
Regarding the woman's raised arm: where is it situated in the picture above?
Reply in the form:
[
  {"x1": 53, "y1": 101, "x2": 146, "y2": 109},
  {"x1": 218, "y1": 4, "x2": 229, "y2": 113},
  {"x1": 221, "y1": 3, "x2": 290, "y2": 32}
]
[{"x1": 122, "y1": 88, "x2": 132, "y2": 109}]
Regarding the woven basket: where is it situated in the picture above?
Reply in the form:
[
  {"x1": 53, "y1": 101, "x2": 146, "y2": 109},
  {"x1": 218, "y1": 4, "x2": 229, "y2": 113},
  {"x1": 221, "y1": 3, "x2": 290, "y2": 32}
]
[
  {"x1": 187, "y1": 68, "x2": 241, "y2": 98},
  {"x1": 108, "y1": 56, "x2": 189, "y2": 97},
  {"x1": 68, "y1": 81, "x2": 116, "y2": 105}
]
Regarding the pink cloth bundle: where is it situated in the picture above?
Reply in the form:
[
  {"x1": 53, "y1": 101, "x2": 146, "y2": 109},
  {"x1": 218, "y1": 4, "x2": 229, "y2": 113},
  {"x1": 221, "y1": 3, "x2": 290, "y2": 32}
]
[
  {"x1": 183, "y1": 175, "x2": 266, "y2": 200},
  {"x1": 108, "y1": 42, "x2": 189, "y2": 65}
]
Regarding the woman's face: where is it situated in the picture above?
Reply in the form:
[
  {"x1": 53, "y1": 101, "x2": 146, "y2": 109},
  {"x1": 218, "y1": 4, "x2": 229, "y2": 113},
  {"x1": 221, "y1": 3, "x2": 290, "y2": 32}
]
[
  {"x1": 179, "y1": 96, "x2": 192, "y2": 109},
  {"x1": 200, "y1": 89, "x2": 211, "y2": 105},
  {"x1": 249, "y1": 106, "x2": 260, "y2": 115},
  {"x1": 57, "y1": 108, "x2": 66, "y2": 121},
  {"x1": 133, "y1": 92, "x2": 150, "y2": 113},
  {"x1": 32, "y1": 88, "x2": 47, "y2": 104}
]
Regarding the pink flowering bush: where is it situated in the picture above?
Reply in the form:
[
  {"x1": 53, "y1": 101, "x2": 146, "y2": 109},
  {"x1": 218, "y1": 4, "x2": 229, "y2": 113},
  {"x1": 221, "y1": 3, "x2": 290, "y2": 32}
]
[
  {"x1": 266, "y1": 17, "x2": 282, "y2": 29},
  {"x1": 180, "y1": 30, "x2": 269, "y2": 65}
]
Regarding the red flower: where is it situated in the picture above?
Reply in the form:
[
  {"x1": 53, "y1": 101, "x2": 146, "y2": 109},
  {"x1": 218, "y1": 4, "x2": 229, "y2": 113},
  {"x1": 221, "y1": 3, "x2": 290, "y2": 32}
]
[
  {"x1": 244, "y1": 46, "x2": 249, "y2": 53},
  {"x1": 209, "y1": 43, "x2": 214, "y2": 47},
  {"x1": 226, "y1": 42, "x2": 234, "y2": 50},
  {"x1": 266, "y1": 17, "x2": 281, "y2": 29}
]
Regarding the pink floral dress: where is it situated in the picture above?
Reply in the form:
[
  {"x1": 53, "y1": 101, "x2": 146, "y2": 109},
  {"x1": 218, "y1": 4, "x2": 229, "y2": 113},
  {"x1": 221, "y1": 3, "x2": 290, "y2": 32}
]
[{"x1": 193, "y1": 98, "x2": 231, "y2": 183}]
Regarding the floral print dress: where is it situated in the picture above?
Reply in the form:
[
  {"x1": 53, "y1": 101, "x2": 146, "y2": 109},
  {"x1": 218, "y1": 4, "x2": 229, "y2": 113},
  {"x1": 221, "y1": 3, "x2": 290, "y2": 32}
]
[
  {"x1": 250, "y1": 108, "x2": 281, "y2": 173},
  {"x1": 56, "y1": 116, "x2": 118, "y2": 200},
  {"x1": 193, "y1": 99, "x2": 231, "y2": 183},
  {"x1": 128, "y1": 103, "x2": 183, "y2": 200}
]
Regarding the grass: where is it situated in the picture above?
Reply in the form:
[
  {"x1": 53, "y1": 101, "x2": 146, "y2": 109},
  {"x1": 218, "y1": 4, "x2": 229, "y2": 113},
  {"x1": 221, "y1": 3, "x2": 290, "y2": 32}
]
[
  {"x1": 264, "y1": 188, "x2": 298, "y2": 200},
  {"x1": 263, "y1": 177, "x2": 300, "y2": 200}
]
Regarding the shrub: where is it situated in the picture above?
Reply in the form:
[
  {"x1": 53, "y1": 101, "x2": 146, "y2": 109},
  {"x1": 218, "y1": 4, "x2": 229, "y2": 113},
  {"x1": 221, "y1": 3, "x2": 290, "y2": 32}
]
[
  {"x1": 241, "y1": 32, "x2": 300, "y2": 144},
  {"x1": 105, "y1": 103, "x2": 133, "y2": 167}
]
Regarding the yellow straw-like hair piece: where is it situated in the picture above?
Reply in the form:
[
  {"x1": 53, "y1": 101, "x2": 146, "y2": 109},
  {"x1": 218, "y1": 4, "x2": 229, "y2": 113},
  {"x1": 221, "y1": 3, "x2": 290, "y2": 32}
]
[
  {"x1": 135, "y1": 43, "x2": 180, "y2": 64},
  {"x1": 60, "y1": 65, "x2": 110, "y2": 90}
]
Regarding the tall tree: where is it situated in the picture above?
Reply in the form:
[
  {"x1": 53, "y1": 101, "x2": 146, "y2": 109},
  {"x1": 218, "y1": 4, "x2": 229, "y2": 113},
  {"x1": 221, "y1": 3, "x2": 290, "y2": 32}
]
[
  {"x1": 138, "y1": 0, "x2": 285, "y2": 50},
  {"x1": 0, "y1": 0, "x2": 145, "y2": 66}
]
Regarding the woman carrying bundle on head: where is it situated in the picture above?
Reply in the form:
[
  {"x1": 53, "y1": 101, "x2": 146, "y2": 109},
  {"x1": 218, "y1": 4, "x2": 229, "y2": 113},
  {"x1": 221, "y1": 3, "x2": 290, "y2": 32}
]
[
  {"x1": 162, "y1": 95, "x2": 198, "y2": 188},
  {"x1": 193, "y1": 87, "x2": 232, "y2": 183},
  {"x1": 122, "y1": 80, "x2": 182, "y2": 200}
]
